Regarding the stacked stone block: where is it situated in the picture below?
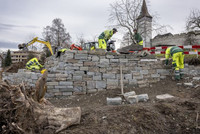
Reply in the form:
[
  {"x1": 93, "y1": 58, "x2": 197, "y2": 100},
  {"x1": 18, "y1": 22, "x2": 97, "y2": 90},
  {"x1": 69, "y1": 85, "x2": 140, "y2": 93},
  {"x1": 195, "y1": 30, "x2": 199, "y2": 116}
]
[
  {"x1": 3, "y1": 69, "x2": 41, "y2": 87},
  {"x1": 44, "y1": 51, "x2": 172, "y2": 97},
  {"x1": 3, "y1": 50, "x2": 200, "y2": 97}
]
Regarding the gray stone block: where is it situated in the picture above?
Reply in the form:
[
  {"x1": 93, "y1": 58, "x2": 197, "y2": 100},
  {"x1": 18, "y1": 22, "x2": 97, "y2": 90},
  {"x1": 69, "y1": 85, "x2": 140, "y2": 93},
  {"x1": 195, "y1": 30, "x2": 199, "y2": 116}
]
[
  {"x1": 184, "y1": 83, "x2": 193, "y2": 87},
  {"x1": 160, "y1": 76, "x2": 166, "y2": 79},
  {"x1": 48, "y1": 74, "x2": 56, "y2": 78},
  {"x1": 87, "y1": 89, "x2": 97, "y2": 93},
  {"x1": 59, "y1": 81, "x2": 73, "y2": 86},
  {"x1": 47, "y1": 82, "x2": 59, "y2": 86},
  {"x1": 73, "y1": 75, "x2": 83, "y2": 80},
  {"x1": 55, "y1": 74, "x2": 68, "y2": 78},
  {"x1": 74, "y1": 71, "x2": 85, "y2": 75},
  {"x1": 156, "y1": 94, "x2": 174, "y2": 100},
  {"x1": 31, "y1": 74, "x2": 38, "y2": 80},
  {"x1": 25, "y1": 73, "x2": 31, "y2": 79},
  {"x1": 47, "y1": 86, "x2": 54, "y2": 89},
  {"x1": 96, "y1": 81, "x2": 106, "y2": 89},
  {"x1": 87, "y1": 81, "x2": 96, "y2": 89},
  {"x1": 106, "y1": 55, "x2": 114, "y2": 59},
  {"x1": 129, "y1": 79, "x2": 137, "y2": 85},
  {"x1": 137, "y1": 94, "x2": 149, "y2": 102},
  {"x1": 110, "y1": 59, "x2": 119, "y2": 63},
  {"x1": 100, "y1": 59, "x2": 109, "y2": 64},
  {"x1": 119, "y1": 59, "x2": 128, "y2": 63},
  {"x1": 59, "y1": 86, "x2": 74, "y2": 92},
  {"x1": 123, "y1": 91, "x2": 136, "y2": 100},
  {"x1": 77, "y1": 50, "x2": 88, "y2": 54},
  {"x1": 55, "y1": 86, "x2": 69, "y2": 89},
  {"x1": 74, "y1": 81, "x2": 86, "y2": 86},
  {"x1": 17, "y1": 69, "x2": 25, "y2": 73},
  {"x1": 140, "y1": 70, "x2": 149, "y2": 75},
  {"x1": 157, "y1": 69, "x2": 170, "y2": 75},
  {"x1": 151, "y1": 74, "x2": 160, "y2": 78},
  {"x1": 126, "y1": 96, "x2": 138, "y2": 104},
  {"x1": 80, "y1": 67, "x2": 89, "y2": 71},
  {"x1": 107, "y1": 97, "x2": 122, "y2": 105},
  {"x1": 74, "y1": 86, "x2": 83, "y2": 92},
  {"x1": 107, "y1": 79, "x2": 118, "y2": 86},
  {"x1": 87, "y1": 72, "x2": 95, "y2": 76},
  {"x1": 103, "y1": 74, "x2": 116, "y2": 79},
  {"x1": 133, "y1": 75, "x2": 143, "y2": 80},
  {"x1": 124, "y1": 74, "x2": 132, "y2": 80},
  {"x1": 93, "y1": 75, "x2": 102, "y2": 81},
  {"x1": 73, "y1": 63, "x2": 83, "y2": 67},
  {"x1": 92, "y1": 56, "x2": 100, "y2": 62},
  {"x1": 62, "y1": 92, "x2": 73, "y2": 96},
  {"x1": 51, "y1": 89, "x2": 60, "y2": 93},
  {"x1": 84, "y1": 61, "x2": 96, "y2": 66},
  {"x1": 193, "y1": 77, "x2": 200, "y2": 81},
  {"x1": 75, "y1": 54, "x2": 88, "y2": 60}
]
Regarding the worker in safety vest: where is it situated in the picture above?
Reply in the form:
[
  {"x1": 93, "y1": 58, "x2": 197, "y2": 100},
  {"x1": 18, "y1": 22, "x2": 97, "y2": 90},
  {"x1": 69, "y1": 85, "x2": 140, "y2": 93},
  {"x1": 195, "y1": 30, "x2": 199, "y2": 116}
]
[
  {"x1": 165, "y1": 46, "x2": 185, "y2": 80},
  {"x1": 133, "y1": 29, "x2": 143, "y2": 51},
  {"x1": 26, "y1": 57, "x2": 43, "y2": 70},
  {"x1": 56, "y1": 48, "x2": 69, "y2": 58},
  {"x1": 98, "y1": 28, "x2": 117, "y2": 50}
]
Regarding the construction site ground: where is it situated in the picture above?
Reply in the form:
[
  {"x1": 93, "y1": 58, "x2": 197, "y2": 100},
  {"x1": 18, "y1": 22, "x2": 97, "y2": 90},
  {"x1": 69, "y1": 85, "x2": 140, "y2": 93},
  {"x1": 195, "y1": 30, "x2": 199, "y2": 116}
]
[{"x1": 49, "y1": 76, "x2": 200, "y2": 134}]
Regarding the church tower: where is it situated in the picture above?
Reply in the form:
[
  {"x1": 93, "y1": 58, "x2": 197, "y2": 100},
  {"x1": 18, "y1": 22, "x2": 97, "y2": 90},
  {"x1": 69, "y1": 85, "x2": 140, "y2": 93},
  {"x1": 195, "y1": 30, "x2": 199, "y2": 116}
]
[{"x1": 137, "y1": 0, "x2": 152, "y2": 47}]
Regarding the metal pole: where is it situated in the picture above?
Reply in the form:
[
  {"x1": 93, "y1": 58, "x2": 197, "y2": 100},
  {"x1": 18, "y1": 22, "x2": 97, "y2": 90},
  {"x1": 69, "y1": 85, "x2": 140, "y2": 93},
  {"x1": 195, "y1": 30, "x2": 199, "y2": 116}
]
[{"x1": 120, "y1": 65, "x2": 124, "y2": 95}]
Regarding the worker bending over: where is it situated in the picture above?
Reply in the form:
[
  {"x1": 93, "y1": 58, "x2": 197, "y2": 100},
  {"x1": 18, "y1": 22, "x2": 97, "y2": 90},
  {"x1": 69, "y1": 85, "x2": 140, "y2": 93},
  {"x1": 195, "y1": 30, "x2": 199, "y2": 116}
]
[
  {"x1": 133, "y1": 29, "x2": 143, "y2": 51},
  {"x1": 98, "y1": 28, "x2": 117, "y2": 50},
  {"x1": 165, "y1": 46, "x2": 185, "y2": 80},
  {"x1": 26, "y1": 57, "x2": 43, "y2": 71}
]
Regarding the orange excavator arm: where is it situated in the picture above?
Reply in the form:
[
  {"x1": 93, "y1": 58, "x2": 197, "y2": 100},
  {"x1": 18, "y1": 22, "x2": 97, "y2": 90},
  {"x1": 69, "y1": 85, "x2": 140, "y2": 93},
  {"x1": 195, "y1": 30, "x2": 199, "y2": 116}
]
[{"x1": 70, "y1": 44, "x2": 82, "y2": 51}]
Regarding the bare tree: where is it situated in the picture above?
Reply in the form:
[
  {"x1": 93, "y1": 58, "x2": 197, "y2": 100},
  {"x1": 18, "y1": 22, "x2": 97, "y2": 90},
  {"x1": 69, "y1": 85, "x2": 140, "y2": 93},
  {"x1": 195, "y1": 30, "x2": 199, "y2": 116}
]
[
  {"x1": 76, "y1": 34, "x2": 86, "y2": 45},
  {"x1": 43, "y1": 18, "x2": 71, "y2": 48},
  {"x1": 91, "y1": 34, "x2": 98, "y2": 42},
  {"x1": 184, "y1": 31, "x2": 198, "y2": 45},
  {"x1": 109, "y1": 0, "x2": 169, "y2": 44},
  {"x1": 43, "y1": 26, "x2": 53, "y2": 44},
  {"x1": 186, "y1": 9, "x2": 200, "y2": 31}
]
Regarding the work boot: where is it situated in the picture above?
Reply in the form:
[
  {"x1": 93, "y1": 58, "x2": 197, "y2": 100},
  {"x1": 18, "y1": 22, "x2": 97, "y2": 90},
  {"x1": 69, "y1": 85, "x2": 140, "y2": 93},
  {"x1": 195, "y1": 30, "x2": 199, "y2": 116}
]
[
  {"x1": 175, "y1": 75, "x2": 180, "y2": 81},
  {"x1": 180, "y1": 74, "x2": 184, "y2": 79}
]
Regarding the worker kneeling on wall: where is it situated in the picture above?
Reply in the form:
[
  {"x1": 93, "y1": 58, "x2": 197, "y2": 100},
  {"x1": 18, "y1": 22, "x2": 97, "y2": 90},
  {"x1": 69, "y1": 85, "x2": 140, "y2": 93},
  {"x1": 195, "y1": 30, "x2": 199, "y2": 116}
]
[
  {"x1": 26, "y1": 57, "x2": 43, "y2": 71},
  {"x1": 165, "y1": 46, "x2": 185, "y2": 80},
  {"x1": 56, "y1": 48, "x2": 69, "y2": 58}
]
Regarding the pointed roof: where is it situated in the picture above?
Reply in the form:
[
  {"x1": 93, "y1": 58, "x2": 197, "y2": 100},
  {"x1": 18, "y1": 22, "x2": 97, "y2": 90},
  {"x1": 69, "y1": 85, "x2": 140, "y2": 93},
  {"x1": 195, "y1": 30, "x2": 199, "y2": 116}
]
[{"x1": 137, "y1": 0, "x2": 152, "y2": 20}]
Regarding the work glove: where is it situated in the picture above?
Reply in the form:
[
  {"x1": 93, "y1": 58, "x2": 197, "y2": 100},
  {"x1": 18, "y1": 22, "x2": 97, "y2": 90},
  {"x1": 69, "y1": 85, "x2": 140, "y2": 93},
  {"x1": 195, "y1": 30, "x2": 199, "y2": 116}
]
[{"x1": 165, "y1": 59, "x2": 169, "y2": 65}]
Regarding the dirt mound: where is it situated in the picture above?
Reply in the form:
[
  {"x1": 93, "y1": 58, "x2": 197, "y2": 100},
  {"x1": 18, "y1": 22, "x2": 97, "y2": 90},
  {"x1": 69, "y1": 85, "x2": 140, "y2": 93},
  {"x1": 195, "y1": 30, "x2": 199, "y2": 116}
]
[
  {"x1": 4, "y1": 61, "x2": 26, "y2": 73},
  {"x1": 188, "y1": 58, "x2": 200, "y2": 66},
  {"x1": 49, "y1": 77, "x2": 200, "y2": 134}
]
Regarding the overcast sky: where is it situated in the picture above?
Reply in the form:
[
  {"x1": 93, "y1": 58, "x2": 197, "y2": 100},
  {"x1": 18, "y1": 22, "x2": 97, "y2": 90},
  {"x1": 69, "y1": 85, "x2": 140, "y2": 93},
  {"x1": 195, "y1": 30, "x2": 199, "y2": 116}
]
[{"x1": 0, "y1": 0, "x2": 200, "y2": 51}]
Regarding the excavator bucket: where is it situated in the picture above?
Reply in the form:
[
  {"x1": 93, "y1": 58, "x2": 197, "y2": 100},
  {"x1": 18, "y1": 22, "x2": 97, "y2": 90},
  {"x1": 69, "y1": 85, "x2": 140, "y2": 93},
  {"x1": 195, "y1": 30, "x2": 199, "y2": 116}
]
[{"x1": 18, "y1": 43, "x2": 27, "y2": 50}]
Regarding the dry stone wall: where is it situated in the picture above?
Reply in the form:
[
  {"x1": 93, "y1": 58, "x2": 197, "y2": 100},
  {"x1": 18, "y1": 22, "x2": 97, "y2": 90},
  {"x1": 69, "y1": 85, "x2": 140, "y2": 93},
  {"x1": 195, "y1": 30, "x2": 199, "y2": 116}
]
[{"x1": 3, "y1": 50, "x2": 200, "y2": 97}]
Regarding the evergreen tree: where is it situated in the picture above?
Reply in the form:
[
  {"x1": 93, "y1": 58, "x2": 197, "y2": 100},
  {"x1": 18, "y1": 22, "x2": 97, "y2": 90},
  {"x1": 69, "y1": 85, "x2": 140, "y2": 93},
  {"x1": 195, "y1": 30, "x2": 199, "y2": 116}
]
[{"x1": 4, "y1": 49, "x2": 12, "y2": 67}]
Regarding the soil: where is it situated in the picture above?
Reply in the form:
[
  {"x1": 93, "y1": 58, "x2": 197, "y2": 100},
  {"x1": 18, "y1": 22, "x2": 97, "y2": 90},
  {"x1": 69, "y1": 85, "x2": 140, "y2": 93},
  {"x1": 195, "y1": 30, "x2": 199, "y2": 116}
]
[
  {"x1": 4, "y1": 61, "x2": 26, "y2": 73},
  {"x1": 188, "y1": 58, "x2": 200, "y2": 66},
  {"x1": 49, "y1": 76, "x2": 200, "y2": 134}
]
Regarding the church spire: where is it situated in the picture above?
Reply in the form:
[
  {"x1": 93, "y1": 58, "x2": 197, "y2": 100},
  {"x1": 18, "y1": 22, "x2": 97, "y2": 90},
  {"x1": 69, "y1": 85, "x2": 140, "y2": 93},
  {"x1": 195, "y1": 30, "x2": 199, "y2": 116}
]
[{"x1": 137, "y1": 0, "x2": 152, "y2": 20}]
